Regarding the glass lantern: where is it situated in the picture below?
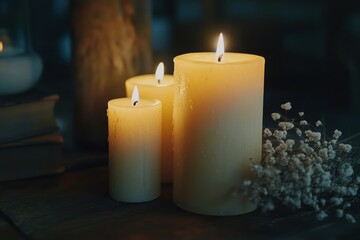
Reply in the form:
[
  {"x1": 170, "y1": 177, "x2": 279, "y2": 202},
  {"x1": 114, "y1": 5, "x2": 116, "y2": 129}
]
[{"x1": 0, "y1": 0, "x2": 42, "y2": 96}]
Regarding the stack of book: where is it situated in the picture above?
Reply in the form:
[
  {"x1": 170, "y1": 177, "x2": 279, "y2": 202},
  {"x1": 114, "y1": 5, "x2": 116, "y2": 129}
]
[{"x1": 0, "y1": 90, "x2": 65, "y2": 181}]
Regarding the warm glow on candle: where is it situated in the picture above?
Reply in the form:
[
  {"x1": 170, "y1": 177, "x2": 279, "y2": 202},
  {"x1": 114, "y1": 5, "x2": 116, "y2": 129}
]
[
  {"x1": 125, "y1": 68, "x2": 175, "y2": 183},
  {"x1": 132, "y1": 86, "x2": 140, "y2": 106},
  {"x1": 215, "y1": 33, "x2": 225, "y2": 62},
  {"x1": 108, "y1": 95, "x2": 162, "y2": 202},
  {"x1": 0, "y1": 41, "x2": 3, "y2": 52},
  {"x1": 173, "y1": 50, "x2": 265, "y2": 215},
  {"x1": 155, "y1": 62, "x2": 164, "y2": 84}
]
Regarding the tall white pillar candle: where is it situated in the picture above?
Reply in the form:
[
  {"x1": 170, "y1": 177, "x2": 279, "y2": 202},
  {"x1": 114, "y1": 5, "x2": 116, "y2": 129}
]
[
  {"x1": 108, "y1": 87, "x2": 162, "y2": 202},
  {"x1": 125, "y1": 63, "x2": 175, "y2": 183},
  {"x1": 173, "y1": 35, "x2": 265, "y2": 215}
]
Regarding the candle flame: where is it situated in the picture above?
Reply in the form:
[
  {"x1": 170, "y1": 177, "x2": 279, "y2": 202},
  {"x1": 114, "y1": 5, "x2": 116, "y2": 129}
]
[
  {"x1": 215, "y1": 33, "x2": 224, "y2": 62},
  {"x1": 0, "y1": 41, "x2": 3, "y2": 52},
  {"x1": 155, "y1": 62, "x2": 164, "y2": 84},
  {"x1": 132, "y1": 86, "x2": 140, "y2": 106}
]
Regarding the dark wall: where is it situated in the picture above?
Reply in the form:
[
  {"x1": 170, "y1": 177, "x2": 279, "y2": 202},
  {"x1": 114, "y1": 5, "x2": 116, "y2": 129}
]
[
  {"x1": 24, "y1": 0, "x2": 360, "y2": 148},
  {"x1": 151, "y1": 0, "x2": 360, "y2": 114},
  {"x1": 27, "y1": 0, "x2": 360, "y2": 114}
]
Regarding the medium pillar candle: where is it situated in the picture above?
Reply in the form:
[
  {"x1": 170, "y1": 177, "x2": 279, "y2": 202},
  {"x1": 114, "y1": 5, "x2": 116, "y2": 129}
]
[
  {"x1": 108, "y1": 90, "x2": 162, "y2": 202},
  {"x1": 125, "y1": 63, "x2": 175, "y2": 183},
  {"x1": 173, "y1": 51, "x2": 265, "y2": 215}
]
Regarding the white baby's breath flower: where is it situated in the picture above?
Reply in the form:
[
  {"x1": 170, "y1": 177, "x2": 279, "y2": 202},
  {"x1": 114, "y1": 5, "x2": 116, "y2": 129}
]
[
  {"x1": 319, "y1": 175, "x2": 331, "y2": 188},
  {"x1": 334, "y1": 186, "x2": 347, "y2": 195},
  {"x1": 344, "y1": 203, "x2": 351, "y2": 208},
  {"x1": 278, "y1": 122, "x2": 294, "y2": 130},
  {"x1": 267, "y1": 156, "x2": 276, "y2": 165},
  {"x1": 251, "y1": 164, "x2": 264, "y2": 177},
  {"x1": 347, "y1": 186, "x2": 358, "y2": 196},
  {"x1": 327, "y1": 146, "x2": 336, "y2": 159},
  {"x1": 281, "y1": 102, "x2": 292, "y2": 110},
  {"x1": 336, "y1": 209, "x2": 344, "y2": 218},
  {"x1": 333, "y1": 129, "x2": 342, "y2": 139},
  {"x1": 338, "y1": 143, "x2": 352, "y2": 153},
  {"x1": 305, "y1": 130, "x2": 321, "y2": 142},
  {"x1": 331, "y1": 197, "x2": 343, "y2": 206},
  {"x1": 300, "y1": 120, "x2": 308, "y2": 126},
  {"x1": 316, "y1": 211, "x2": 328, "y2": 221},
  {"x1": 263, "y1": 140, "x2": 275, "y2": 155},
  {"x1": 273, "y1": 130, "x2": 287, "y2": 140},
  {"x1": 271, "y1": 113, "x2": 281, "y2": 121},
  {"x1": 311, "y1": 201, "x2": 321, "y2": 212},
  {"x1": 263, "y1": 140, "x2": 272, "y2": 148},
  {"x1": 245, "y1": 101, "x2": 359, "y2": 223},
  {"x1": 339, "y1": 163, "x2": 353, "y2": 178},
  {"x1": 318, "y1": 172, "x2": 332, "y2": 188},
  {"x1": 318, "y1": 148, "x2": 328, "y2": 160},
  {"x1": 262, "y1": 200, "x2": 275, "y2": 212},
  {"x1": 345, "y1": 214, "x2": 356, "y2": 223},
  {"x1": 275, "y1": 143, "x2": 288, "y2": 157},
  {"x1": 263, "y1": 128, "x2": 272, "y2": 137},
  {"x1": 304, "y1": 168, "x2": 314, "y2": 187},
  {"x1": 286, "y1": 139, "x2": 295, "y2": 149},
  {"x1": 291, "y1": 171, "x2": 299, "y2": 180},
  {"x1": 299, "y1": 141, "x2": 315, "y2": 154},
  {"x1": 314, "y1": 164, "x2": 325, "y2": 173},
  {"x1": 316, "y1": 121, "x2": 322, "y2": 127},
  {"x1": 243, "y1": 180, "x2": 252, "y2": 187}
]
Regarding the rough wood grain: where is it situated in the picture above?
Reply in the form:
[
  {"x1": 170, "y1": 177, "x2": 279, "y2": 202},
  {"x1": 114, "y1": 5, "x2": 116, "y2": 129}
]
[
  {"x1": 0, "y1": 163, "x2": 359, "y2": 240},
  {"x1": 72, "y1": 0, "x2": 152, "y2": 149}
]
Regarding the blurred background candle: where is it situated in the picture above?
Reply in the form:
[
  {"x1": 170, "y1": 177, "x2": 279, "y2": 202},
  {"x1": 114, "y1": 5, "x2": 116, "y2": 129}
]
[
  {"x1": 0, "y1": 0, "x2": 43, "y2": 96},
  {"x1": 108, "y1": 87, "x2": 162, "y2": 202},
  {"x1": 125, "y1": 63, "x2": 174, "y2": 183},
  {"x1": 173, "y1": 34, "x2": 265, "y2": 215}
]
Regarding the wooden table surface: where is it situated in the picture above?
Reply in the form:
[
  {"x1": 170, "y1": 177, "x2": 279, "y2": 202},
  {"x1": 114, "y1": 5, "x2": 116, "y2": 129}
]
[{"x1": 0, "y1": 153, "x2": 359, "y2": 240}]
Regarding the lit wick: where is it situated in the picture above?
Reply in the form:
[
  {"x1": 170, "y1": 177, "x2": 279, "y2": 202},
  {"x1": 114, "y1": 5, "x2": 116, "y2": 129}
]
[
  {"x1": 215, "y1": 33, "x2": 225, "y2": 63},
  {"x1": 217, "y1": 54, "x2": 224, "y2": 63},
  {"x1": 132, "y1": 86, "x2": 140, "y2": 106},
  {"x1": 155, "y1": 62, "x2": 164, "y2": 84}
]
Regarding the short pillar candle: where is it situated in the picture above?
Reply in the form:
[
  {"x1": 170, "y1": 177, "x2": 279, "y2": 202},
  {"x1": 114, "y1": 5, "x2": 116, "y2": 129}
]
[
  {"x1": 125, "y1": 63, "x2": 175, "y2": 183},
  {"x1": 107, "y1": 87, "x2": 162, "y2": 202}
]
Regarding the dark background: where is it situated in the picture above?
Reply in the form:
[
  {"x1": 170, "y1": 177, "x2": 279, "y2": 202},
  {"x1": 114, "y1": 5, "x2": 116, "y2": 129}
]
[{"x1": 24, "y1": 0, "x2": 360, "y2": 149}]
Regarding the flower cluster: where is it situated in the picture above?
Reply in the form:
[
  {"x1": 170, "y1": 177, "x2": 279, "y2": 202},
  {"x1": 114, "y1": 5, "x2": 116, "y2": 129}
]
[{"x1": 243, "y1": 102, "x2": 360, "y2": 223}]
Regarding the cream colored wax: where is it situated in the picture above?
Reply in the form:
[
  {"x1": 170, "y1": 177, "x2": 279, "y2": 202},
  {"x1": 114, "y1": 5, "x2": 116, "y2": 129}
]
[
  {"x1": 108, "y1": 98, "x2": 162, "y2": 202},
  {"x1": 173, "y1": 52, "x2": 264, "y2": 215},
  {"x1": 125, "y1": 73, "x2": 174, "y2": 183}
]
